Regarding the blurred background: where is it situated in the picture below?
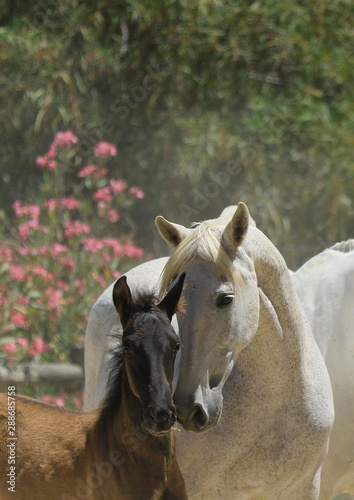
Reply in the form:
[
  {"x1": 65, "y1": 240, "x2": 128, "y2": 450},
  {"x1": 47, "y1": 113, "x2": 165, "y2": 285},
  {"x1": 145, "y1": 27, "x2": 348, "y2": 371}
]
[
  {"x1": 1, "y1": 0, "x2": 353, "y2": 266},
  {"x1": 0, "y1": 0, "x2": 353, "y2": 420}
]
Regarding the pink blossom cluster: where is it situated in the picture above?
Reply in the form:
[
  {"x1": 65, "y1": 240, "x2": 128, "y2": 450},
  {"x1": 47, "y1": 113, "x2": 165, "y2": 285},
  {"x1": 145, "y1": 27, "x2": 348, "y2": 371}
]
[
  {"x1": 52, "y1": 131, "x2": 79, "y2": 148},
  {"x1": 45, "y1": 197, "x2": 80, "y2": 212},
  {"x1": 81, "y1": 237, "x2": 144, "y2": 262},
  {"x1": 13, "y1": 201, "x2": 42, "y2": 242},
  {"x1": 63, "y1": 220, "x2": 91, "y2": 238},
  {"x1": 92, "y1": 181, "x2": 144, "y2": 222},
  {"x1": 3, "y1": 336, "x2": 51, "y2": 361},
  {"x1": 78, "y1": 164, "x2": 108, "y2": 178},
  {"x1": 42, "y1": 390, "x2": 83, "y2": 410},
  {"x1": 10, "y1": 310, "x2": 29, "y2": 330},
  {"x1": 110, "y1": 179, "x2": 127, "y2": 193},
  {"x1": 36, "y1": 130, "x2": 78, "y2": 170},
  {"x1": 0, "y1": 246, "x2": 13, "y2": 263},
  {"x1": 93, "y1": 141, "x2": 117, "y2": 158},
  {"x1": 14, "y1": 243, "x2": 68, "y2": 259},
  {"x1": 128, "y1": 186, "x2": 145, "y2": 199},
  {"x1": 1, "y1": 131, "x2": 148, "y2": 409}
]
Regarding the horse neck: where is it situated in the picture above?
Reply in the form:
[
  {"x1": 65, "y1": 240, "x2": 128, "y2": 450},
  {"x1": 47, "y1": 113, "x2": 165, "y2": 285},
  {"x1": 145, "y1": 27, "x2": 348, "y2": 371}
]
[
  {"x1": 114, "y1": 367, "x2": 146, "y2": 435},
  {"x1": 241, "y1": 289, "x2": 302, "y2": 381},
  {"x1": 244, "y1": 225, "x2": 306, "y2": 342}
]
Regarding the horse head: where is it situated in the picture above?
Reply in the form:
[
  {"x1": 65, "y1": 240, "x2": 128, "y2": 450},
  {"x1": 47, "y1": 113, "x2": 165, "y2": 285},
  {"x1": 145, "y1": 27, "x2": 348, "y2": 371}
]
[
  {"x1": 156, "y1": 203, "x2": 260, "y2": 432},
  {"x1": 112, "y1": 272, "x2": 186, "y2": 436}
]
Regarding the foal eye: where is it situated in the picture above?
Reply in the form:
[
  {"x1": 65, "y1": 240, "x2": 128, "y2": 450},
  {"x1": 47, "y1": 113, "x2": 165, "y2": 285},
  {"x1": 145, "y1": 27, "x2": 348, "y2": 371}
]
[
  {"x1": 217, "y1": 294, "x2": 234, "y2": 307},
  {"x1": 123, "y1": 345, "x2": 133, "y2": 355}
]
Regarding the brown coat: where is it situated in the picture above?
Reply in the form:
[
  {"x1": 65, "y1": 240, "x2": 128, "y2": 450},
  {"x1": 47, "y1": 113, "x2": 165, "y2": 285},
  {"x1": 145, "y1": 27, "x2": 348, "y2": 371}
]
[{"x1": 0, "y1": 385, "x2": 187, "y2": 500}]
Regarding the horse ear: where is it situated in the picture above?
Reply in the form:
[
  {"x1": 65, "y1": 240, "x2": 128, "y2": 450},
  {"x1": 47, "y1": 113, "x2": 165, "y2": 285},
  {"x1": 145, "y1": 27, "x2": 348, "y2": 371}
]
[
  {"x1": 155, "y1": 216, "x2": 191, "y2": 248},
  {"x1": 158, "y1": 272, "x2": 186, "y2": 321},
  {"x1": 222, "y1": 202, "x2": 250, "y2": 251},
  {"x1": 112, "y1": 276, "x2": 132, "y2": 326}
]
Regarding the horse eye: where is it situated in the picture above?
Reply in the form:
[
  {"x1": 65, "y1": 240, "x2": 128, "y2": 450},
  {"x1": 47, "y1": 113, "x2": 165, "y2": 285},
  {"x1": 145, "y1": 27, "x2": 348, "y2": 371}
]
[
  {"x1": 174, "y1": 343, "x2": 181, "y2": 353},
  {"x1": 217, "y1": 294, "x2": 234, "y2": 307},
  {"x1": 123, "y1": 345, "x2": 133, "y2": 355}
]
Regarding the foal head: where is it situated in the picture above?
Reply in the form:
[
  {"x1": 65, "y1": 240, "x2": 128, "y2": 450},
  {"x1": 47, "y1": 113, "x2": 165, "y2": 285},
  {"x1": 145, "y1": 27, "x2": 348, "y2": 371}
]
[{"x1": 112, "y1": 272, "x2": 185, "y2": 436}]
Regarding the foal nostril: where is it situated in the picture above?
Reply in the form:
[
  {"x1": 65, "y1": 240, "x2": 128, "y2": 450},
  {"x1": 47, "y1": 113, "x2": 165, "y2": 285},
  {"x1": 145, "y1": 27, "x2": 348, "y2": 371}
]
[
  {"x1": 156, "y1": 409, "x2": 170, "y2": 423},
  {"x1": 149, "y1": 407, "x2": 175, "y2": 425},
  {"x1": 191, "y1": 404, "x2": 208, "y2": 429}
]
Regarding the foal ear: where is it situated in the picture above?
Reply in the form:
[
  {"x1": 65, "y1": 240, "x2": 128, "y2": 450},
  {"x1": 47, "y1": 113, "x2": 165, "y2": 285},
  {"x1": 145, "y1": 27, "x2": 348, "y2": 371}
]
[
  {"x1": 155, "y1": 216, "x2": 191, "y2": 248},
  {"x1": 112, "y1": 276, "x2": 132, "y2": 326},
  {"x1": 158, "y1": 272, "x2": 186, "y2": 321},
  {"x1": 221, "y1": 202, "x2": 250, "y2": 251}
]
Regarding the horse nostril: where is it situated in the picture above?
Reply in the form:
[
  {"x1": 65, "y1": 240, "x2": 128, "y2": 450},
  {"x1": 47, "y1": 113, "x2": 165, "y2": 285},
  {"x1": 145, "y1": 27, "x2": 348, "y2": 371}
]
[
  {"x1": 154, "y1": 408, "x2": 173, "y2": 424},
  {"x1": 191, "y1": 404, "x2": 208, "y2": 429}
]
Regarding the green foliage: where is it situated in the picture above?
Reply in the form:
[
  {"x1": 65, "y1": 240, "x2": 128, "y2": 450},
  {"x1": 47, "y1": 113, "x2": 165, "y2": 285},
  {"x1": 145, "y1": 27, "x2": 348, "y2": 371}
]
[{"x1": 0, "y1": 0, "x2": 353, "y2": 269}]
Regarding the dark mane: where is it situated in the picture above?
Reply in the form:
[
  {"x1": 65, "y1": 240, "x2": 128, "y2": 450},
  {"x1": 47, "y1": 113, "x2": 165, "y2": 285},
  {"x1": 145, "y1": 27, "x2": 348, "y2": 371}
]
[
  {"x1": 100, "y1": 335, "x2": 124, "y2": 411},
  {"x1": 129, "y1": 289, "x2": 160, "y2": 315},
  {"x1": 100, "y1": 288, "x2": 161, "y2": 412}
]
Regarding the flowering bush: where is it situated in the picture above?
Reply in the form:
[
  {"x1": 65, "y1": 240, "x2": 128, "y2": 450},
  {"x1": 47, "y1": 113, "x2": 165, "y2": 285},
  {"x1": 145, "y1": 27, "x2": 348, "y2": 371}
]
[{"x1": 0, "y1": 131, "x2": 148, "y2": 408}]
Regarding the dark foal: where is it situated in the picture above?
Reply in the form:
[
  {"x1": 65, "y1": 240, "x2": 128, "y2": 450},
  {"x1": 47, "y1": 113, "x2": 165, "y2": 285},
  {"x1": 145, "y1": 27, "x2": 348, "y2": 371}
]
[{"x1": 0, "y1": 273, "x2": 188, "y2": 500}]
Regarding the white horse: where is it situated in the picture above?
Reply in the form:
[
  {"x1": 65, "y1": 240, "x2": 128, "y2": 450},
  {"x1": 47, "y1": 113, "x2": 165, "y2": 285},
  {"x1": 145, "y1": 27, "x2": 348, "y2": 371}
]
[
  {"x1": 292, "y1": 240, "x2": 354, "y2": 500},
  {"x1": 84, "y1": 203, "x2": 334, "y2": 500}
]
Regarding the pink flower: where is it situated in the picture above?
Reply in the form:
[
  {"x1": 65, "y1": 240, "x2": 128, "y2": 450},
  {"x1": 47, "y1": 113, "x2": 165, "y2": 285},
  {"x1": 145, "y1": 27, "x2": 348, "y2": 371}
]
[
  {"x1": 0, "y1": 246, "x2": 13, "y2": 263},
  {"x1": 110, "y1": 179, "x2": 127, "y2": 194},
  {"x1": 32, "y1": 337, "x2": 45, "y2": 355},
  {"x1": 128, "y1": 186, "x2": 145, "y2": 199},
  {"x1": 59, "y1": 256, "x2": 75, "y2": 271},
  {"x1": 9, "y1": 265, "x2": 26, "y2": 282},
  {"x1": 82, "y1": 237, "x2": 104, "y2": 253},
  {"x1": 93, "y1": 186, "x2": 113, "y2": 204},
  {"x1": 51, "y1": 243, "x2": 69, "y2": 257},
  {"x1": 55, "y1": 397, "x2": 65, "y2": 407},
  {"x1": 95, "y1": 275, "x2": 107, "y2": 288},
  {"x1": 107, "y1": 208, "x2": 119, "y2": 223},
  {"x1": 61, "y1": 197, "x2": 80, "y2": 210},
  {"x1": 18, "y1": 219, "x2": 40, "y2": 242},
  {"x1": 18, "y1": 223, "x2": 31, "y2": 242},
  {"x1": 32, "y1": 266, "x2": 48, "y2": 277},
  {"x1": 45, "y1": 199, "x2": 58, "y2": 211},
  {"x1": 63, "y1": 220, "x2": 91, "y2": 238},
  {"x1": 93, "y1": 141, "x2": 117, "y2": 158},
  {"x1": 10, "y1": 310, "x2": 29, "y2": 330},
  {"x1": 28, "y1": 337, "x2": 51, "y2": 358},
  {"x1": 78, "y1": 164, "x2": 97, "y2": 177},
  {"x1": 47, "y1": 145, "x2": 57, "y2": 158},
  {"x1": 36, "y1": 155, "x2": 57, "y2": 170},
  {"x1": 74, "y1": 395, "x2": 83, "y2": 410},
  {"x1": 102, "y1": 238, "x2": 123, "y2": 259},
  {"x1": 45, "y1": 287, "x2": 62, "y2": 313},
  {"x1": 57, "y1": 281, "x2": 70, "y2": 292},
  {"x1": 17, "y1": 295, "x2": 30, "y2": 307},
  {"x1": 122, "y1": 241, "x2": 144, "y2": 260},
  {"x1": 13, "y1": 201, "x2": 40, "y2": 219},
  {"x1": 42, "y1": 395, "x2": 53, "y2": 404},
  {"x1": 4, "y1": 342, "x2": 17, "y2": 357},
  {"x1": 73, "y1": 280, "x2": 87, "y2": 296},
  {"x1": 78, "y1": 164, "x2": 107, "y2": 178},
  {"x1": 52, "y1": 130, "x2": 78, "y2": 148},
  {"x1": 17, "y1": 337, "x2": 29, "y2": 349}
]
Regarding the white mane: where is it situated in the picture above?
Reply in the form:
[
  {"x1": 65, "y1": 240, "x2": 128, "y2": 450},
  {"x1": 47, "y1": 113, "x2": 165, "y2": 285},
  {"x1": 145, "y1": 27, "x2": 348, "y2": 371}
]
[{"x1": 160, "y1": 209, "x2": 245, "y2": 295}]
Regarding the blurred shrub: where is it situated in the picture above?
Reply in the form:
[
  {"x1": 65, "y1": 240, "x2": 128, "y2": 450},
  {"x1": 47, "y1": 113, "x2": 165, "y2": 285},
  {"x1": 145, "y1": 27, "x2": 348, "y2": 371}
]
[{"x1": 0, "y1": 131, "x2": 147, "y2": 407}]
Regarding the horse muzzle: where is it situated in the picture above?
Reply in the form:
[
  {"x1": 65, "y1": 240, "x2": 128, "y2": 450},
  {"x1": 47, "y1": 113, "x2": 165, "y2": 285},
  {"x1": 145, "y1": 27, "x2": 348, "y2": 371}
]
[
  {"x1": 174, "y1": 387, "x2": 223, "y2": 433},
  {"x1": 143, "y1": 405, "x2": 177, "y2": 436}
]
